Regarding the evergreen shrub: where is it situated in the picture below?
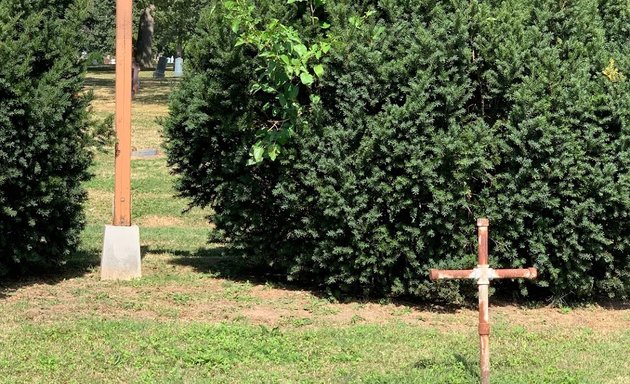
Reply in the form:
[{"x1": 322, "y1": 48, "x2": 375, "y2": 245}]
[
  {"x1": 0, "y1": 0, "x2": 94, "y2": 275},
  {"x1": 164, "y1": 0, "x2": 630, "y2": 300}
]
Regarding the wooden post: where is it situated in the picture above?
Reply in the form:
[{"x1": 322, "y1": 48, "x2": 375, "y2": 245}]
[
  {"x1": 430, "y1": 219, "x2": 537, "y2": 384},
  {"x1": 101, "y1": 0, "x2": 141, "y2": 281},
  {"x1": 113, "y1": 0, "x2": 133, "y2": 226}
]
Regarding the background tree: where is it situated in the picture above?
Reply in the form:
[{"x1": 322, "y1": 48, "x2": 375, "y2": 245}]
[
  {"x1": 83, "y1": 0, "x2": 116, "y2": 57},
  {"x1": 134, "y1": 0, "x2": 213, "y2": 68},
  {"x1": 80, "y1": 0, "x2": 210, "y2": 66},
  {"x1": 153, "y1": 0, "x2": 212, "y2": 58},
  {"x1": 135, "y1": 3, "x2": 156, "y2": 68}
]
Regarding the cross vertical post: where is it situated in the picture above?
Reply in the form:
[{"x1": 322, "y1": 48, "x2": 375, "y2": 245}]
[
  {"x1": 430, "y1": 219, "x2": 537, "y2": 384},
  {"x1": 101, "y1": 0, "x2": 141, "y2": 281},
  {"x1": 477, "y1": 218, "x2": 490, "y2": 384}
]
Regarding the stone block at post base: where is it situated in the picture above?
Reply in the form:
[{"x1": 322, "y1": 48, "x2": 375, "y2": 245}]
[{"x1": 101, "y1": 225, "x2": 141, "y2": 280}]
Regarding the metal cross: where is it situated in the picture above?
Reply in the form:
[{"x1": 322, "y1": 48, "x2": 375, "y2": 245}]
[{"x1": 430, "y1": 218, "x2": 537, "y2": 384}]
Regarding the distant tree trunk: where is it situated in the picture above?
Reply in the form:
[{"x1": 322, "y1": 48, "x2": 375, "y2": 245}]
[{"x1": 135, "y1": 5, "x2": 155, "y2": 69}]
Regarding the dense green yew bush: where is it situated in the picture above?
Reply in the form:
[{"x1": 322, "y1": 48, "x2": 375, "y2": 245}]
[
  {"x1": 164, "y1": 0, "x2": 630, "y2": 300},
  {"x1": 0, "y1": 0, "x2": 93, "y2": 275}
]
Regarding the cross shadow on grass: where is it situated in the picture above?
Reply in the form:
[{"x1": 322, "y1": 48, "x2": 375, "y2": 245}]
[
  {"x1": 158, "y1": 245, "x2": 462, "y2": 314},
  {"x1": 412, "y1": 353, "x2": 478, "y2": 381},
  {"x1": 454, "y1": 353, "x2": 479, "y2": 379},
  {"x1": 0, "y1": 248, "x2": 100, "y2": 300}
]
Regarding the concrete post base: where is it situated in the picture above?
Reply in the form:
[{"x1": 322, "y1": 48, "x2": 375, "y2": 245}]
[{"x1": 101, "y1": 225, "x2": 141, "y2": 280}]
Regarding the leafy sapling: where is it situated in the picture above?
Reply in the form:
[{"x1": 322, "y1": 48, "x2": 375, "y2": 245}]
[{"x1": 224, "y1": 0, "x2": 330, "y2": 164}]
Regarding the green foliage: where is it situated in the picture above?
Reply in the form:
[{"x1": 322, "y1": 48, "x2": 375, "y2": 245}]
[
  {"x1": 83, "y1": 0, "x2": 116, "y2": 56},
  {"x1": 225, "y1": 0, "x2": 329, "y2": 164},
  {"x1": 0, "y1": 0, "x2": 94, "y2": 275},
  {"x1": 164, "y1": 0, "x2": 630, "y2": 301},
  {"x1": 471, "y1": 0, "x2": 630, "y2": 299}
]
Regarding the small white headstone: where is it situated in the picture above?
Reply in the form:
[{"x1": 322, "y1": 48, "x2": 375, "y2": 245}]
[{"x1": 174, "y1": 58, "x2": 184, "y2": 77}]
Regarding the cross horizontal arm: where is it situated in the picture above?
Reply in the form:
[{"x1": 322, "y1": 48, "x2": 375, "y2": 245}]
[
  {"x1": 430, "y1": 267, "x2": 537, "y2": 281},
  {"x1": 493, "y1": 268, "x2": 537, "y2": 279},
  {"x1": 430, "y1": 269, "x2": 476, "y2": 280}
]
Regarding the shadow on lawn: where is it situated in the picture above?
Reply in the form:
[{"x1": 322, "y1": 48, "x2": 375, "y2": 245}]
[
  {"x1": 155, "y1": 245, "x2": 463, "y2": 314},
  {"x1": 85, "y1": 77, "x2": 176, "y2": 96},
  {"x1": 84, "y1": 77, "x2": 115, "y2": 89},
  {"x1": 0, "y1": 249, "x2": 100, "y2": 300},
  {"x1": 133, "y1": 91, "x2": 174, "y2": 105},
  {"x1": 413, "y1": 353, "x2": 478, "y2": 379},
  {"x1": 161, "y1": 246, "x2": 630, "y2": 311},
  {"x1": 156, "y1": 246, "x2": 288, "y2": 285},
  {"x1": 453, "y1": 353, "x2": 479, "y2": 378}
]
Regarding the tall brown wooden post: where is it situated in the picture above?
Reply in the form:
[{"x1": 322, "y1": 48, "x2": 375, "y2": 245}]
[
  {"x1": 113, "y1": 0, "x2": 133, "y2": 227},
  {"x1": 101, "y1": 0, "x2": 141, "y2": 280},
  {"x1": 430, "y1": 219, "x2": 537, "y2": 384}
]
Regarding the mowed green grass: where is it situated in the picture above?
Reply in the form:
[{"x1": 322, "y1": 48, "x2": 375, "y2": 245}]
[{"x1": 1, "y1": 69, "x2": 629, "y2": 384}]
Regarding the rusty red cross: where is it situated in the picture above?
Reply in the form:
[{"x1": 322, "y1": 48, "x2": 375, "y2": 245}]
[{"x1": 430, "y1": 218, "x2": 537, "y2": 384}]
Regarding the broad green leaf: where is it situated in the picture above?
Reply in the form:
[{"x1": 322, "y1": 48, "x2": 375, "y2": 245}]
[
  {"x1": 231, "y1": 19, "x2": 240, "y2": 33},
  {"x1": 313, "y1": 64, "x2": 324, "y2": 78},
  {"x1": 253, "y1": 143, "x2": 264, "y2": 163},
  {"x1": 293, "y1": 44, "x2": 308, "y2": 57},
  {"x1": 268, "y1": 144, "x2": 280, "y2": 161},
  {"x1": 288, "y1": 84, "x2": 299, "y2": 99},
  {"x1": 300, "y1": 72, "x2": 314, "y2": 85},
  {"x1": 250, "y1": 83, "x2": 262, "y2": 94}
]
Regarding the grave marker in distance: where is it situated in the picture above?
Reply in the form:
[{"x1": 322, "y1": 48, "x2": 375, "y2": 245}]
[
  {"x1": 174, "y1": 57, "x2": 184, "y2": 77},
  {"x1": 153, "y1": 56, "x2": 167, "y2": 78}
]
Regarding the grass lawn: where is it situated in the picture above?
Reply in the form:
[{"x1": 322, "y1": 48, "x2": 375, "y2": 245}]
[{"x1": 1, "y1": 69, "x2": 629, "y2": 384}]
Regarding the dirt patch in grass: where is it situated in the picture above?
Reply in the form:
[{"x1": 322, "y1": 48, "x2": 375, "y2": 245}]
[
  {"x1": 138, "y1": 215, "x2": 185, "y2": 227},
  {"x1": 2, "y1": 254, "x2": 629, "y2": 336},
  {"x1": 490, "y1": 304, "x2": 630, "y2": 334},
  {"x1": 5, "y1": 246, "x2": 630, "y2": 334}
]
